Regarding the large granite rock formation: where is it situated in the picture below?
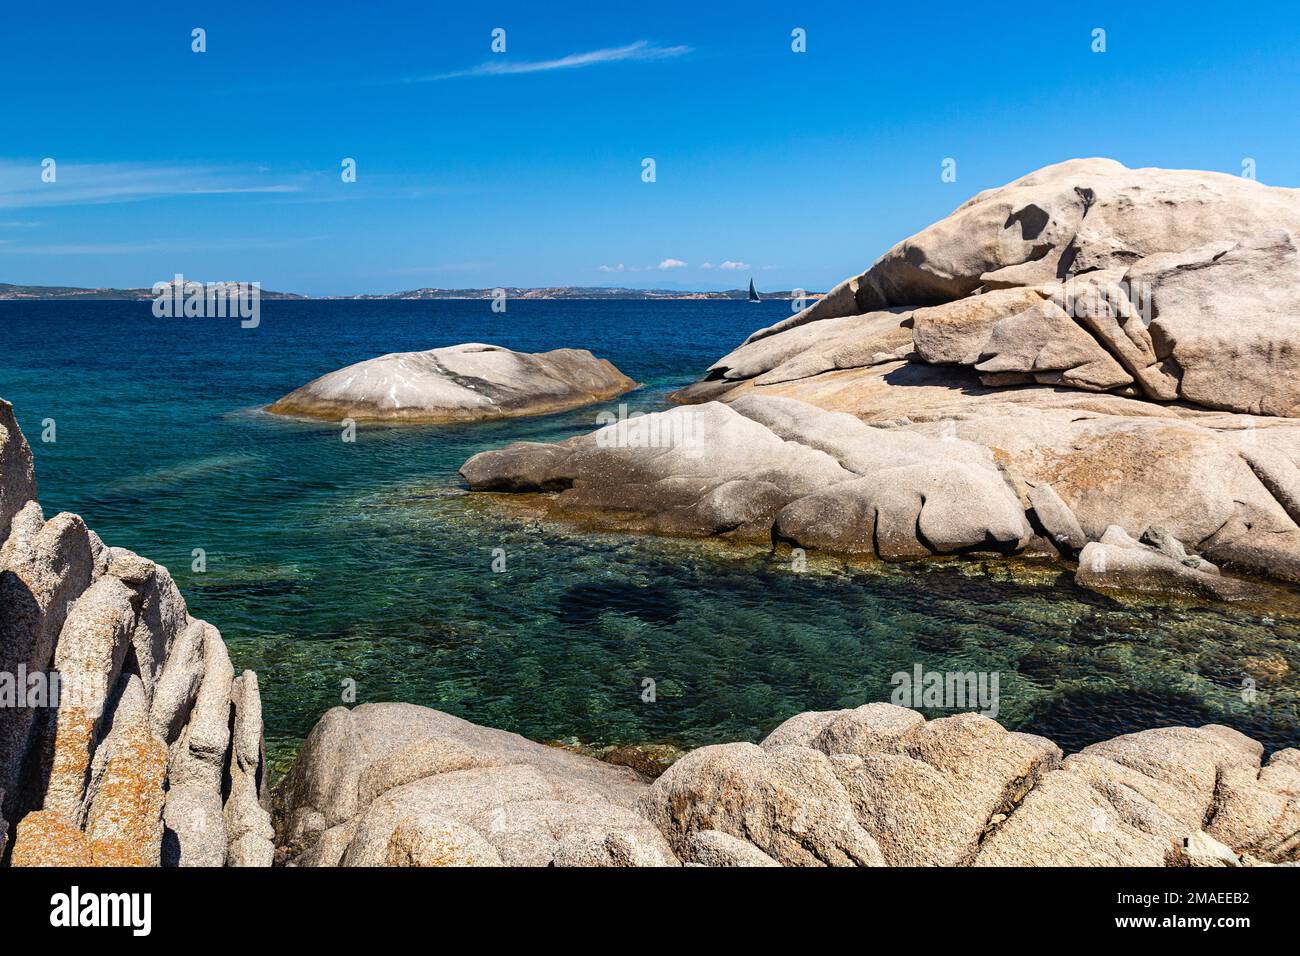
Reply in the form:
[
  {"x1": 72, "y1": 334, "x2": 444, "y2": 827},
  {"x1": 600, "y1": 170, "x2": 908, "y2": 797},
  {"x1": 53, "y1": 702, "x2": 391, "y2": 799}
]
[
  {"x1": 462, "y1": 395, "x2": 1033, "y2": 559},
  {"x1": 276, "y1": 703, "x2": 676, "y2": 867},
  {"x1": 267, "y1": 343, "x2": 637, "y2": 423},
  {"x1": 740, "y1": 158, "x2": 1300, "y2": 418},
  {"x1": 461, "y1": 161, "x2": 1300, "y2": 594},
  {"x1": 0, "y1": 398, "x2": 272, "y2": 867},
  {"x1": 278, "y1": 701, "x2": 1300, "y2": 867}
]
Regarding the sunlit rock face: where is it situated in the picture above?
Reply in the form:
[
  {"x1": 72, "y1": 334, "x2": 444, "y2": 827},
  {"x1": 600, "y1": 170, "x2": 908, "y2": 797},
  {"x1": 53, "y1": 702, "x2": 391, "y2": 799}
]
[
  {"x1": 277, "y1": 701, "x2": 1300, "y2": 868},
  {"x1": 461, "y1": 161, "x2": 1300, "y2": 595}
]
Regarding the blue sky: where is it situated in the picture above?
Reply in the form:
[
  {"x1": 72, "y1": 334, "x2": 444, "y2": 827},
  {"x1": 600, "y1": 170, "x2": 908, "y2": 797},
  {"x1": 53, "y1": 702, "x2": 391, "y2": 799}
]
[{"x1": 3, "y1": 1, "x2": 1300, "y2": 295}]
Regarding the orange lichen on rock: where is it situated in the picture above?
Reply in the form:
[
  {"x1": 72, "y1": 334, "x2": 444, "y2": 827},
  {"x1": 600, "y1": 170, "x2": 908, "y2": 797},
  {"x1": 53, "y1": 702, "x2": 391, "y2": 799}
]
[
  {"x1": 84, "y1": 723, "x2": 168, "y2": 867},
  {"x1": 9, "y1": 809, "x2": 93, "y2": 866}
]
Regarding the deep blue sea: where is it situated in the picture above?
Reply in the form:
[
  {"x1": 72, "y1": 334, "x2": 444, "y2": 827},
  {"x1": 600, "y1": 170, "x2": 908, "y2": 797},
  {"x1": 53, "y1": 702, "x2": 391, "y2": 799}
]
[{"x1": 2, "y1": 300, "x2": 1297, "y2": 769}]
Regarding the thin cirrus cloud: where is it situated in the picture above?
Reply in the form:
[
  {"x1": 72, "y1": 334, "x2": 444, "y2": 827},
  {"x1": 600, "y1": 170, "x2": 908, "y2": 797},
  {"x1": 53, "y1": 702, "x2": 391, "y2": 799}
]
[
  {"x1": 414, "y1": 40, "x2": 691, "y2": 82},
  {"x1": 0, "y1": 160, "x2": 303, "y2": 209},
  {"x1": 0, "y1": 236, "x2": 329, "y2": 255},
  {"x1": 701, "y1": 260, "x2": 752, "y2": 270}
]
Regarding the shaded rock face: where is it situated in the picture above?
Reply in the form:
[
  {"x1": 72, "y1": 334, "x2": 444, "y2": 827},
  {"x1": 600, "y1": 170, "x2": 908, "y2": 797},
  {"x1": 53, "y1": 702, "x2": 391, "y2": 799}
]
[
  {"x1": 275, "y1": 703, "x2": 676, "y2": 867},
  {"x1": 279, "y1": 702, "x2": 1299, "y2": 867},
  {"x1": 267, "y1": 343, "x2": 637, "y2": 423},
  {"x1": 0, "y1": 399, "x2": 270, "y2": 867},
  {"x1": 457, "y1": 161, "x2": 1300, "y2": 593}
]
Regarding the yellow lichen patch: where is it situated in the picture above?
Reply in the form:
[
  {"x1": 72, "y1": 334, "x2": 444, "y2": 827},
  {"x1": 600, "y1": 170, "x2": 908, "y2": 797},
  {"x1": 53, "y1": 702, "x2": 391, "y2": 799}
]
[
  {"x1": 10, "y1": 809, "x2": 93, "y2": 867},
  {"x1": 85, "y1": 723, "x2": 168, "y2": 867},
  {"x1": 384, "y1": 817, "x2": 500, "y2": 867}
]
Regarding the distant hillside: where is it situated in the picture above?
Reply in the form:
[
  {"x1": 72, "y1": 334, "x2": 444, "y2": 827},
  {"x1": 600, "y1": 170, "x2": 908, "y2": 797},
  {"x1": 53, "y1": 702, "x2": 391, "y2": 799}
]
[
  {"x1": 346, "y1": 286, "x2": 822, "y2": 300},
  {"x1": 0, "y1": 282, "x2": 302, "y2": 300},
  {"x1": 0, "y1": 282, "x2": 821, "y2": 302}
]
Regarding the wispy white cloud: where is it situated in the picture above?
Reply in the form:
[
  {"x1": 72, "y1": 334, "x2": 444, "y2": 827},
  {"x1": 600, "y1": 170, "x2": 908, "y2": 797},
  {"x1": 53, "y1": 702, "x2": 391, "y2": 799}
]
[
  {"x1": 717, "y1": 260, "x2": 751, "y2": 271},
  {"x1": 0, "y1": 160, "x2": 304, "y2": 209},
  {"x1": 598, "y1": 263, "x2": 625, "y2": 273},
  {"x1": 0, "y1": 236, "x2": 327, "y2": 255},
  {"x1": 416, "y1": 41, "x2": 691, "y2": 82},
  {"x1": 657, "y1": 258, "x2": 687, "y2": 270}
]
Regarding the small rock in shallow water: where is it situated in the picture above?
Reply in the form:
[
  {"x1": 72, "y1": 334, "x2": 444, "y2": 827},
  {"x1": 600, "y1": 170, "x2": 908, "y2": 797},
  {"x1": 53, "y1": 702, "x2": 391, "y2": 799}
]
[{"x1": 601, "y1": 744, "x2": 684, "y2": 779}]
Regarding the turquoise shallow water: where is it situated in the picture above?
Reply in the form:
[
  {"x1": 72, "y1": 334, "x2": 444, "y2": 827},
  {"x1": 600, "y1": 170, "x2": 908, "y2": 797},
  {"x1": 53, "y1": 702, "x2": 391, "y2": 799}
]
[{"x1": 2, "y1": 300, "x2": 1297, "y2": 769}]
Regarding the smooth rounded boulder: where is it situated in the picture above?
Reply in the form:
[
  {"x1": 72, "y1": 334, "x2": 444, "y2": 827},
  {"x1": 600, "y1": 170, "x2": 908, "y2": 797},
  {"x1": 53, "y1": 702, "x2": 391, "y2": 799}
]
[{"x1": 267, "y1": 343, "x2": 637, "y2": 423}]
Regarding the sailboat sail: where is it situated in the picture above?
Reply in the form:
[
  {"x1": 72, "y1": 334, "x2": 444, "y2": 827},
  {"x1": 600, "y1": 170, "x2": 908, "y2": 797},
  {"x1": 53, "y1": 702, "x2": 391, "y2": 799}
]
[{"x1": 748, "y1": 278, "x2": 760, "y2": 302}]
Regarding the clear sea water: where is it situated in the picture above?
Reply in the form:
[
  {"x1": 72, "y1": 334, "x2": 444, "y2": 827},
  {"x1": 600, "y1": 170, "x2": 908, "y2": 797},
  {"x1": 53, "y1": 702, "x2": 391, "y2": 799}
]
[{"x1": 2, "y1": 300, "x2": 1297, "y2": 771}]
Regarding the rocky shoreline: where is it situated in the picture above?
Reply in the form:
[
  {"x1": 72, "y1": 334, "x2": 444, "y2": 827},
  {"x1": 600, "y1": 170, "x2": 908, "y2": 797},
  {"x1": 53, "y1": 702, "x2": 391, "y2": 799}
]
[
  {"x1": 460, "y1": 160, "x2": 1300, "y2": 599},
  {"x1": 4, "y1": 158, "x2": 1299, "y2": 868},
  {"x1": 2, "y1": 381, "x2": 1296, "y2": 865},
  {"x1": 275, "y1": 700, "x2": 1298, "y2": 867},
  {"x1": 0, "y1": 399, "x2": 273, "y2": 867}
]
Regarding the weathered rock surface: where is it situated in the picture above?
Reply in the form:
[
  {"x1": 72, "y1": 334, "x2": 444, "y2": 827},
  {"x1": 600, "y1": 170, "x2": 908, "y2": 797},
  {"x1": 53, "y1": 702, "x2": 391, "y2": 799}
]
[
  {"x1": 267, "y1": 343, "x2": 637, "y2": 423},
  {"x1": 462, "y1": 394, "x2": 1033, "y2": 560},
  {"x1": 276, "y1": 703, "x2": 676, "y2": 867},
  {"x1": 279, "y1": 701, "x2": 1299, "y2": 867},
  {"x1": 459, "y1": 163, "x2": 1300, "y2": 595},
  {"x1": 0, "y1": 399, "x2": 271, "y2": 867},
  {"x1": 0, "y1": 400, "x2": 36, "y2": 550},
  {"x1": 744, "y1": 160, "x2": 1300, "y2": 415}
]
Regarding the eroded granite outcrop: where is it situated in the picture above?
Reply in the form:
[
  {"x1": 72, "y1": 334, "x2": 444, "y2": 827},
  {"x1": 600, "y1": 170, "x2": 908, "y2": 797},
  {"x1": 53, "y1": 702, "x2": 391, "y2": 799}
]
[
  {"x1": 267, "y1": 343, "x2": 637, "y2": 423},
  {"x1": 277, "y1": 701, "x2": 1300, "y2": 867},
  {"x1": 461, "y1": 160, "x2": 1300, "y2": 596},
  {"x1": 0, "y1": 398, "x2": 272, "y2": 867}
]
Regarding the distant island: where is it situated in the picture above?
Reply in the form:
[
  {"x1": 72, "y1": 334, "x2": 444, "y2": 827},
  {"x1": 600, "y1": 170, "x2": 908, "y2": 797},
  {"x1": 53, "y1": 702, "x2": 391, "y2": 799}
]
[{"x1": 0, "y1": 282, "x2": 823, "y2": 302}]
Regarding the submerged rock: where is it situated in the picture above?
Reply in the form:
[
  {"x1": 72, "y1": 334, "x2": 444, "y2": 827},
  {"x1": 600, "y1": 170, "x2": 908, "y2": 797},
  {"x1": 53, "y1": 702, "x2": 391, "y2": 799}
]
[
  {"x1": 0, "y1": 399, "x2": 271, "y2": 868},
  {"x1": 278, "y1": 701, "x2": 1300, "y2": 867},
  {"x1": 267, "y1": 343, "x2": 637, "y2": 423},
  {"x1": 1076, "y1": 525, "x2": 1250, "y2": 601}
]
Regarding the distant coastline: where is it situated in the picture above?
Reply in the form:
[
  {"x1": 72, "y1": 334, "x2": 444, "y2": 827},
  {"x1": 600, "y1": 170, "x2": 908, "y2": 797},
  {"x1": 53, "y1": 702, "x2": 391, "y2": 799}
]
[{"x1": 0, "y1": 282, "x2": 824, "y2": 302}]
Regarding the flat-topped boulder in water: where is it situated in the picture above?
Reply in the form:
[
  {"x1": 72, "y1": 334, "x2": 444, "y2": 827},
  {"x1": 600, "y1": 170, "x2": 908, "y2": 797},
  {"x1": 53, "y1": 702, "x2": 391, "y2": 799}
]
[{"x1": 267, "y1": 342, "x2": 637, "y2": 423}]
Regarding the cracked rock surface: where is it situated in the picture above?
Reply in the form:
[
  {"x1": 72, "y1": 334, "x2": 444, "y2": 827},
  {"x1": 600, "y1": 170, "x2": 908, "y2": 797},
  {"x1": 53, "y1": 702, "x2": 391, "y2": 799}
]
[{"x1": 267, "y1": 342, "x2": 637, "y2": 423}]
